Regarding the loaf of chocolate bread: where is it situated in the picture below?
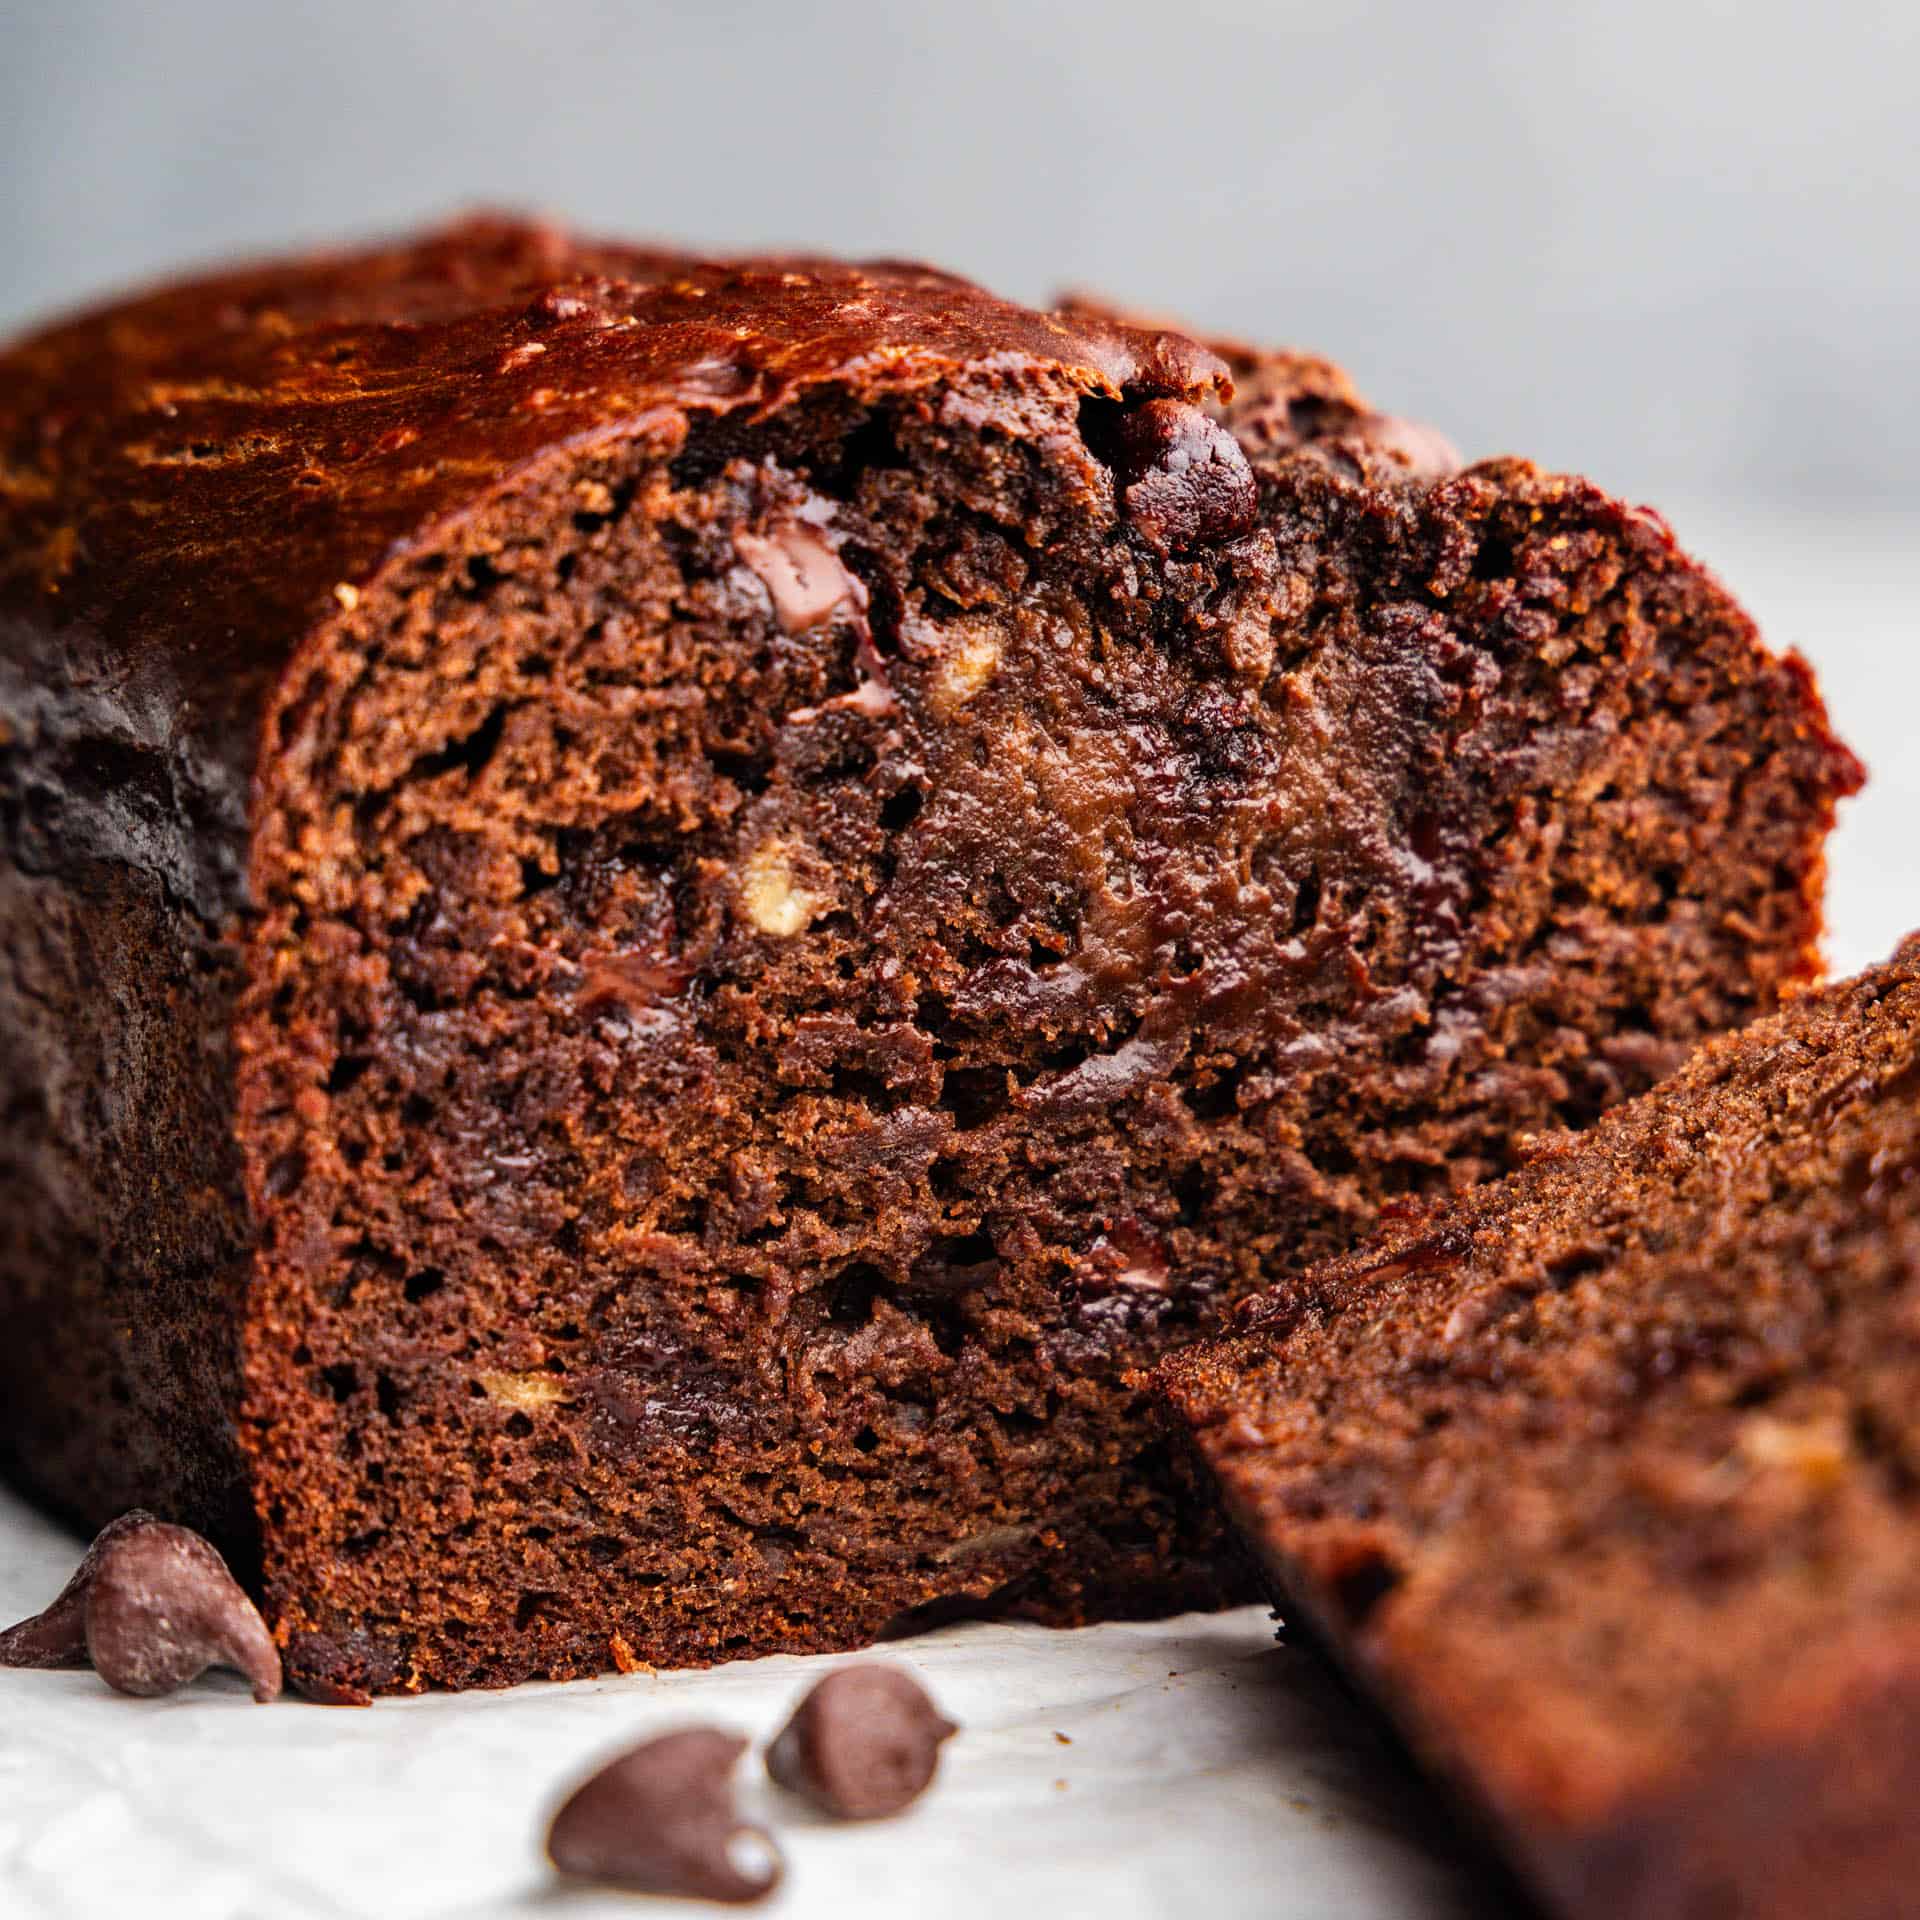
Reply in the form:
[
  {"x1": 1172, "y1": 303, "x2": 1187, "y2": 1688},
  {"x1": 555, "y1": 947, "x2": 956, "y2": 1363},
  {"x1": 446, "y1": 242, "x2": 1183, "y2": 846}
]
[
  {"x1": 1163, "y1": 941, "x2": 1920, "y2": 1920},
  {"x1": 0, "y1": 217, "x2": 1858, "y2": 1695}
]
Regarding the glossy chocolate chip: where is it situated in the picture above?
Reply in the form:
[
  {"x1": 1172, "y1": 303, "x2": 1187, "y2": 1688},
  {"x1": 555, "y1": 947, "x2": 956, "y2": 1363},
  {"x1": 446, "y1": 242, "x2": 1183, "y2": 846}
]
[
  {"x1": 83, "y1": 1521, "x2": 282, "y2": 1702},
  {"x1": 1108, "y1": 398, "x2": 1259, "y2": 553},
  {"x1": 0, "y1": 1509, "x2": 158, "y2": 1669},
  {"x1": 732, "y1": 524, "x2": 866, "y2": 634},
  {"x1": 765, "y1": 1663, "x2": 956, "y2": 1819},
  {"x1": 548, "y1": 1727, "x2": 782, "y2": 1904}
]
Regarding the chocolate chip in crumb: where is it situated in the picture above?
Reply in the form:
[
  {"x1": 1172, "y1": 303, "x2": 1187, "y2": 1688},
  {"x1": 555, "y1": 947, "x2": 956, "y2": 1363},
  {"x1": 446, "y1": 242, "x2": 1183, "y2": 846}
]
[
  {"x1": 0, "y1": 1509, "x2": 160, "y2": 1669},
  {"x1": 83, "y1": 1521, "x2": 282, "y2": 1702},
  {"x1": 283, "y1": 1625, "x2": 405, "y2": 1705},
  {"x1": 1108, "y1": 398, "x2": 1259, "y2": 553},
  {"x1": 765, "y1": 1662, "x2": 956, "y2": 1819},
  {"x1": 286, "y1": 1668, "x2": 373, "y2": 1708},
  {"x1": 548, "y1": 1727, "x2": 782, "y2": 1904},
  {"x1": 732, "y1": 524, "x2": 865, "y2": 634}
]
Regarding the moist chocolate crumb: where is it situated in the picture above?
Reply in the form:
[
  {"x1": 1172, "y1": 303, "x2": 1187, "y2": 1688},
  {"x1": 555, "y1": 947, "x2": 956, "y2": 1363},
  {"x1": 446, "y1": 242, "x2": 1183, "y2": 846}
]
[
  {"x1": 548, "y1": 1727, "x2": 782, "y2": 1904},
  {"x1": 283, "y1": 1625, "x2": 410, "y2": 1706},
  {"x1": 1340, "y1": 410, "x2": 1461, "y2": 479},
  {"x1": 766, "y1": 1663, "x2": 956, "y2": 1819},
  {"x1": 1164, "y1": 937, "x2": 1920, "y2": 1920},
  {"x1": 0, "y1": 215, "x2": 1861, "y2": 1694}
]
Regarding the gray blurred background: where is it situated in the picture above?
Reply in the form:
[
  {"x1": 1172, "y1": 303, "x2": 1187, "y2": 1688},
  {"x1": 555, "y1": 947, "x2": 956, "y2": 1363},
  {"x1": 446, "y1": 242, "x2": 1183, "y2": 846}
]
[
  {"x1": 2, "y1": 0, "x2": 1915, "y2": 960},
  {"x1": 4, "y1": 0, "x2": 1917, "y2": 509}
]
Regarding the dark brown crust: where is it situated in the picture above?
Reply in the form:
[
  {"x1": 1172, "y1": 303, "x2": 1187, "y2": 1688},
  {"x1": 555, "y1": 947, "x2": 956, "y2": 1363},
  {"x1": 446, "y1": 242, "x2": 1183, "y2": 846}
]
[
  {"x1": 0, "y1": 216, "x2": 1861, "y2": 1693},
  {"x1": 1164, "y1": 940, "x2": 1920, "y2": 1920}
]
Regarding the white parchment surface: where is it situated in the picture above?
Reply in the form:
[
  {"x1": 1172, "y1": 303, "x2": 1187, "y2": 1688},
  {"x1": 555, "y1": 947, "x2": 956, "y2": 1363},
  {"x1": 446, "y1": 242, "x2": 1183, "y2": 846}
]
[{"x1": 0, "y1": 1484, "x2": 1490, "y2": 1920}]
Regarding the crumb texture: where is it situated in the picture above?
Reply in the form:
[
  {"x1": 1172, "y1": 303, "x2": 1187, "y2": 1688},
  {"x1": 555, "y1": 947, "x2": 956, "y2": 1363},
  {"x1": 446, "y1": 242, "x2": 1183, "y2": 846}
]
[
  {"x1": 0, "y1": 217, "x2": 1861, "y2": 1694},
  {"x1": 1167, "y1": 940, "x2": 1920, "y2": 1920}
]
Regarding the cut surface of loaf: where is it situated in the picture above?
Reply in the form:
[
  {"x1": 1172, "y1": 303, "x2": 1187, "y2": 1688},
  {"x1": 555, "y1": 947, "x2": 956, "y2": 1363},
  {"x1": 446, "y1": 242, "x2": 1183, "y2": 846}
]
[
  {"x1": 1163, "y1": 940, "x2": 1920, "y2": 1920},
  {"x1": 0, "y1": 216, "x2": 1859, "y2": 1695}
]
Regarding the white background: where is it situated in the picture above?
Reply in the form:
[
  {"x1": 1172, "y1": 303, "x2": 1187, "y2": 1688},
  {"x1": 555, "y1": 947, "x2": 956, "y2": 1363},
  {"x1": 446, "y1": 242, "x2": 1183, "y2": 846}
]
[{"x1": 0, "y1": 505, "x2": 1912, "y2": 1917}]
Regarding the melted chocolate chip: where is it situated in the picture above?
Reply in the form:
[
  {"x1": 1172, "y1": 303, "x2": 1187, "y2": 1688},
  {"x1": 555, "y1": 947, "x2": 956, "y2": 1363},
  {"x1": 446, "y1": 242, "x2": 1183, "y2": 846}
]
[
  {"x1": 765, "y1": 1663, "x2": 956, "y2": 1819},
  {"x1": 1079, "y1": 1219, "x2": 1172, "y2": 1294},
  {"x1": 1107, "y1": 399, "x2": 1258, "y2": 552},
  {"x1": 548, "y1": 1728, "x2": 782, "y2": 1903},
  {"x1": 733, "y1": 525, "x2": 865, "y2": 634},
  {"x1": 575, "y1": 947, "x2": 696, "y2": 1013}
]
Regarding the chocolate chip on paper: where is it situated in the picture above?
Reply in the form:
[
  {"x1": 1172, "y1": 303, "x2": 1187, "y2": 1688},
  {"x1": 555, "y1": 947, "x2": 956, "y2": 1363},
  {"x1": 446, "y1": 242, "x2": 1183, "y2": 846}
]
[
  {"x1": 548, "y1": 1727, "x2": 783, "y2": 1904},
  {"x1": 1, "y1": 1510, "x2": 282, "y2": 1703},
  {"x1": 86, "y1": 1522, "x2": 282, "y2": 1701},
  {"x1": 0, "y1": 1509, "x2": 156, "y2": 1669},
  {"x1": 766, "y1": 1662, "x2": 957, "y2": 1819}
]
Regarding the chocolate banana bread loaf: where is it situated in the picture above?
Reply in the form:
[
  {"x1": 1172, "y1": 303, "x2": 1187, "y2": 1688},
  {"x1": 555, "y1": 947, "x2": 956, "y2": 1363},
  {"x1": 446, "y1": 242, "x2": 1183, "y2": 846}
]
[
  {"x1": 1163, "y1": 940, "x2": 1920, "y2": 1920},
  {"x1": 0, "y1": 216, "x2": 1858, "y2": 1696}
]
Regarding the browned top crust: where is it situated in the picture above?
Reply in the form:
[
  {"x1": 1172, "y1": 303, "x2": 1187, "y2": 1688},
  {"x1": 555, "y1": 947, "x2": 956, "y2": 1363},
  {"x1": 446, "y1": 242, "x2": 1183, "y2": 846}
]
[{"x1": 0, "y1": 214, "x2": 1230, "y2": 864}]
